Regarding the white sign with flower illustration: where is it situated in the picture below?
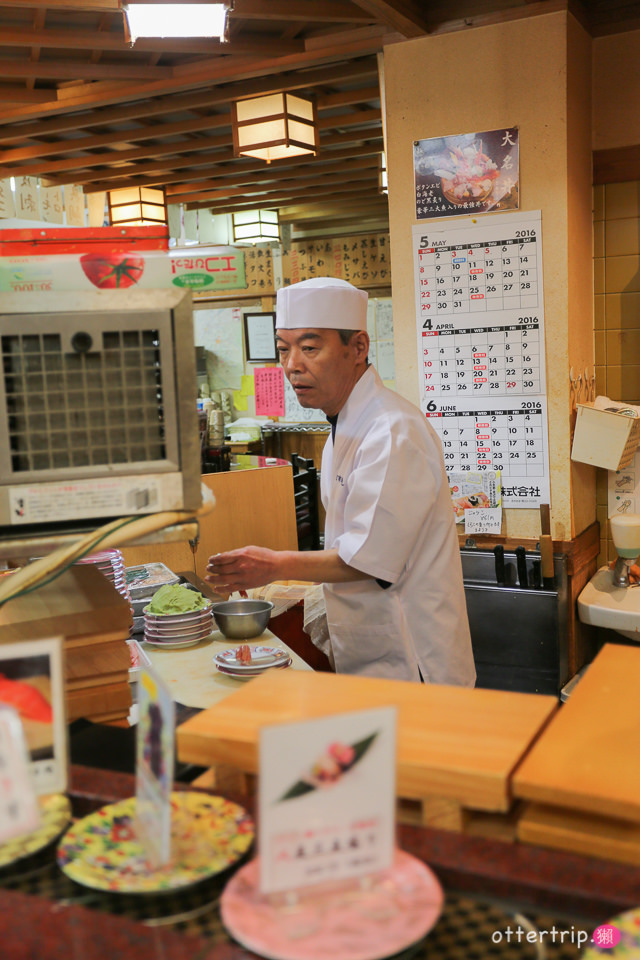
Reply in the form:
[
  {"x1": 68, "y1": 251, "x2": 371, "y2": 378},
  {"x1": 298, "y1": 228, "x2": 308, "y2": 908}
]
[{"x1": 258, "y1": 707, "x2": 397, "y2": 894}]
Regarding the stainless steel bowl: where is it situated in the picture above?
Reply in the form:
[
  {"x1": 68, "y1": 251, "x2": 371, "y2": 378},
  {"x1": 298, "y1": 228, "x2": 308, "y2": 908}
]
[{"x1": 210, "y1": 599, "x2": 274, "y2": 639}]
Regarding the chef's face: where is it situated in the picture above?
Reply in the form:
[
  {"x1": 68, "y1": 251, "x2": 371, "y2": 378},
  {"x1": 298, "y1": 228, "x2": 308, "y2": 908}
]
[{"x1": 276, "y1": 327, "x2": 369, "y2": 416}]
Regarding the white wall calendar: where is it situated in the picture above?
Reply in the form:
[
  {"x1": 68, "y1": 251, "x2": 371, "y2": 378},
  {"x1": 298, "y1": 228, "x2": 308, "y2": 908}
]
[{"x1": 413, "y1": 210, "x2": 551, "y2": 509}]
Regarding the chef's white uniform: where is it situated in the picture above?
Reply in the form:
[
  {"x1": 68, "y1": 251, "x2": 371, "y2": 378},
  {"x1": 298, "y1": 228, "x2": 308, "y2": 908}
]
[{"x1": 321, "y1": 365, "x2": 475, "y2": 686}]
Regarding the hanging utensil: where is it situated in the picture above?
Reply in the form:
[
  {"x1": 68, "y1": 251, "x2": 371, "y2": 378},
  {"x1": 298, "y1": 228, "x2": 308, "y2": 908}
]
[{"x1": 493, "y1": 545, "x2": 505, "y2": 585}]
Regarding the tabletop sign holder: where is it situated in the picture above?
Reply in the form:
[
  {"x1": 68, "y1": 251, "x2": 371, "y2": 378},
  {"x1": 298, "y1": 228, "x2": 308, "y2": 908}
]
[
  {"x1": 258, "y1": 707, "x2": 397, "y2": 895},
  {"x1": 135, "y1": 663, "x2": 175, "y2": 867},
  {"x1": 219, "y1": 706, "x2": 447, "y2": 960},
  {"x1": 0, "y1": 635, "x2": 67, "y2": 797},
  {"x1": 0, "y1": 704, "x2": 40, "y2": 844}
]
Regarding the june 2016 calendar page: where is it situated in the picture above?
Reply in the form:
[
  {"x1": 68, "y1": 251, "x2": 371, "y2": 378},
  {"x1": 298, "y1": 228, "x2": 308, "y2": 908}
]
[{"x1": 412, "y1": 210, "x2": 550, "y2": 509}]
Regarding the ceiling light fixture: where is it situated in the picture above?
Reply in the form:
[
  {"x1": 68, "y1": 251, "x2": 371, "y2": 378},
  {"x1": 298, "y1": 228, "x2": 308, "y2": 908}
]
[
  {"x1": 108, "y1": 186, "x2": 167, "y2": 226},
  {"x1": 232, "y1": 209, "x2": 280, "y2": 244},
  {"x1": 232, "y1": 93, "x2": 317, "y2": 164},
  {"x1": 123, "y1": 3, "x2": 230, "y2": 41}
]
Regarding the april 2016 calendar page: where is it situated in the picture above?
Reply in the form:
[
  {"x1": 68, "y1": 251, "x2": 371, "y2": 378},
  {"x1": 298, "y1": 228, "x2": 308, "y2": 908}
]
[{"x1": 413, "y1": 210, "x2": 550, "y2": 509}]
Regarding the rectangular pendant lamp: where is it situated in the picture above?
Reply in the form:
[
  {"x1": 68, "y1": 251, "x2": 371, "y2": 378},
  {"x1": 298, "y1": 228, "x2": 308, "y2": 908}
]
[
  {"x1": 232, "y1": 93, "x2": 317, "y2": 164},
  {"x1": 108, "y1": 186, "x2": 167, "y2": 226},
  {"x1": 232, "y1": 209, "x2": 280, "y2": 244}
]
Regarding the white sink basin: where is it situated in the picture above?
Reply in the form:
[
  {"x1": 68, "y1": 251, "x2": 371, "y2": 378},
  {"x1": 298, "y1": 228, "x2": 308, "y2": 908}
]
[{"x1": 577, "y1": 566, "x2": 640, "y2": 641}]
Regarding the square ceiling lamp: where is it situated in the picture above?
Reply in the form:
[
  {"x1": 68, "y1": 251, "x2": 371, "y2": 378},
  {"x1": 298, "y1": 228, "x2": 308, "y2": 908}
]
[
  {"x1": 108, "y1": 186, "x2": 167, "y2": 226},
  {"x1": 232, "y1": 93, "x2": 317, "y2": 164},
  {"x1": 232, "y1": 209, "x2": 280, "y2": 244},
  {"x1": 379, "y1": 152, "x2": 388, "y2": 195},
  {"x1": 123, "y1": 3, "x2": 230, "y2": 40}
]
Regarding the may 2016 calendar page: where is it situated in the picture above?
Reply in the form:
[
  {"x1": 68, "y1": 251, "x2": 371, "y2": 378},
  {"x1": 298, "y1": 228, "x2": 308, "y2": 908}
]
[{"x1": 412, "y1": 210, "x2": 550, "y2": 509}]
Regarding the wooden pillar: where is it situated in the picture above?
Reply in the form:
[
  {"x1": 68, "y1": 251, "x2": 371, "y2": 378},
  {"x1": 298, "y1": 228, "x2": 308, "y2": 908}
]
[{"x1": 383, "y1": 10, "x2": 595, "y2": 541}]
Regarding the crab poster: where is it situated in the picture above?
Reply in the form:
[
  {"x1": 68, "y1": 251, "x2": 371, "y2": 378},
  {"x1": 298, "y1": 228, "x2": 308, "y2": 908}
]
[
  {"x1": 414, "y1": 127, "x2": 519, "y2": 220},
  {"x1": 258, "y1": 707, "x2": 396, "y2": 894}
]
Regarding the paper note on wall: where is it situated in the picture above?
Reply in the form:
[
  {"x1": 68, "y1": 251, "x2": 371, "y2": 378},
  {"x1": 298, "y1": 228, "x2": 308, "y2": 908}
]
[{"x1": 254, "y1": 367, "x2": 285, "y2": 417}]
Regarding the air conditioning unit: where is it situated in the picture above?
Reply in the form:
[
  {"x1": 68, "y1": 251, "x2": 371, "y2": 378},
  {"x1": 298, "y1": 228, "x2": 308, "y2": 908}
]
[{"x1": 0, "y1": 288, "x2": 201, "y2": 537}]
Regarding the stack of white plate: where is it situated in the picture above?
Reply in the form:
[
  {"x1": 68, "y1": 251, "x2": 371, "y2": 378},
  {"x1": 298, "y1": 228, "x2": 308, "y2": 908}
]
[
  {"x1": 213, "y1": 645, "x2": 291, "y2": 680},
  {"x1": 143, "y1": 604, "x2": 213, "y2": 649},
  {"x1": 75, "y1": 549, "x2": 132, "y2": 604}
]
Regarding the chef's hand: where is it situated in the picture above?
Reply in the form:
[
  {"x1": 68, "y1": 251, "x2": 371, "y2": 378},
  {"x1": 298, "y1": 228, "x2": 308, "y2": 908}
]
[{"x1": 205, "y1": 546, "x2": 280, "y2": 593}]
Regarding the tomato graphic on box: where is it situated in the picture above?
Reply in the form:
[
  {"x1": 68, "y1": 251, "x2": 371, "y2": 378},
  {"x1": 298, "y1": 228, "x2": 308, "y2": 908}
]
[{"x1": 80, "y1": 252, "x2": 145, "y2": 288}]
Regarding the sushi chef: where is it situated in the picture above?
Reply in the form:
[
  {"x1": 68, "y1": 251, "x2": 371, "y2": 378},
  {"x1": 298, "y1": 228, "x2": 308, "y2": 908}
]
[{"x1": 206, "y1": 277, "x2": 475, "y2": 686}]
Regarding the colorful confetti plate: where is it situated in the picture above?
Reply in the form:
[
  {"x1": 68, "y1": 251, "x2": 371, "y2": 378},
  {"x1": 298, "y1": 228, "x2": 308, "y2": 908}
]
[
  {"x1": 220, "y1": 849, "x2": 444, "y2": 960},
  {"x1": 0, "y1": 794, "x2": 71, "y2": 869},
  {"x1": 582, "y1": 907, "x2": 640, "y2": 957},
  {"x1": 57, "y1": 791, "x2": 254, "y2": 894}
]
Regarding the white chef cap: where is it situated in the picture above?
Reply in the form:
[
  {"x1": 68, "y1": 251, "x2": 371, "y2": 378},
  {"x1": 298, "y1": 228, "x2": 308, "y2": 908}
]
[{"x1": 276, "y1": 277, "x2": 368, "y2": 331}]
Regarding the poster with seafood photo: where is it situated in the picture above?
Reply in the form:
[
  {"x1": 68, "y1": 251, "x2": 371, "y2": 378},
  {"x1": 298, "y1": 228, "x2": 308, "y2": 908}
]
[{"x1": 414, "y1": 128, "x2": 519, "y2": 220}]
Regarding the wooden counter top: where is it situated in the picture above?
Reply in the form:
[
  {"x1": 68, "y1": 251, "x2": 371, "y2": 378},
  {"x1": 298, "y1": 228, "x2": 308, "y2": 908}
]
[
  {"x1": 513, "y1": 643, "x2": 640, "y2": 823},
  {"x1": 140, "y1": 626, "x2": 311, "y2": 711},
  {"x1": 176, "y1": 669, "x2": 557, "y2": 812}
]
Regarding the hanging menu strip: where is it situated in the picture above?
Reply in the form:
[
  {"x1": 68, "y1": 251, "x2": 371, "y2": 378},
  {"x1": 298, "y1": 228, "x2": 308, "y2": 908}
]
[{"x1": 413, "y1": 210, "x2": 550, "y2": 509}]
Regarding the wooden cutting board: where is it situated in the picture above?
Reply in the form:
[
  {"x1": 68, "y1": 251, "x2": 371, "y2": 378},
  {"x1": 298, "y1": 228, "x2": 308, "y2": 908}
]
[
  {"x1": 176, "y1": 669, "x2": 557, "y2": 812},
  {"x1": 513, "y1": 644, "x2": 640, "y2": 823}
]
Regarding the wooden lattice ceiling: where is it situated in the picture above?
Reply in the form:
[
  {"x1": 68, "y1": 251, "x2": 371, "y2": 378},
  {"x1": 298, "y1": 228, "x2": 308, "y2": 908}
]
[{"x1": 0, "y1": 0, "x2": 638, "y2": 236}]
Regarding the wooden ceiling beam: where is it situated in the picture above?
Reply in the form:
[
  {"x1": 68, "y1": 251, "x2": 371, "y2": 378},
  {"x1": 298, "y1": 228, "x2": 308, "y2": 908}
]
[
  {"x1": 279, "y1": 199, "x2": 388, "y2": 222},
  {"x1": 166, "y1": 156, "x2": 379, "y2": 200},
  {"x1": 0, "y1": 85, "x2": 53, "y2": 103},
  {"x1": 349, "y1": 0, "x2": 431, "y2": 37},
  {"x1": 179, "y1": 165, "x2": 379, "y2": 206},
  {"x1": 0, "y1": 0, "x2": 120, "y2": 9},
  {"x1": 94, "y1": 141, "x2": 384, "y2": 191},
  {"x1": 0, "y1": 26, "x2": 303, "y2": 57},
  {"x1": 0, "y1": 57, "x2": 378, "y2": 141},
  {"x1": 316, "y1": 84, "x2": 379, "y2": 108},
  {"x1": 231, "y1": 0, "x2": 373, "y2": 22},
  {"x1": 0, "y1": 57, "x2": 173, "y2": 82},
  {"x1": 188, "y1": 182, "x2": 381, "y2": 213},
  {"x1": 317, "y1": 107, "x2": 381, "y2": 130},
  {"x1": 0, "y1": 103, "x2": 379, "y2": 164},
  {"x1": 0, "y1": 112, "x2": 231, "y2": 164},
  {"x1": 1, "y1": 125, "x2": 382, "y2": 180},
  {"x1": 0, "y1": 32, "x2": 385, "y2": 123},
  {"x1": 0, "y1": 134, "x2": 230, "y2": 180}
]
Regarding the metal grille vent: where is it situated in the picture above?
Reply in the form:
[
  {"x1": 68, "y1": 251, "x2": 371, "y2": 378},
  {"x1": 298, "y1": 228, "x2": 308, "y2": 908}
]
[{"x1": 3, "y1": 329, "x2": 166, "y2": 473}]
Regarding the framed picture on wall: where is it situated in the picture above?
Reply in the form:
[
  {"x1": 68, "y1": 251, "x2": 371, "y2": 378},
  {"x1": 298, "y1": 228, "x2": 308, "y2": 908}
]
[{"x1": 244, "y1": 311, "x2": 277, "y2": 362}]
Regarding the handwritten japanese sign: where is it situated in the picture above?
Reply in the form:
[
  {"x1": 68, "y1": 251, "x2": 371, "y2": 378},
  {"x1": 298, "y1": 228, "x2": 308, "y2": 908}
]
[{"x1": 254, "y1": 367, "x2": 285, "y2": 417}]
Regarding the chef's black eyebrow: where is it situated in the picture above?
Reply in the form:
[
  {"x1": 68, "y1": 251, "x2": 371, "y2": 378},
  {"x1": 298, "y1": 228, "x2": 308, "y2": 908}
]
[{"x1": 276, "y1": 332, "x2": 323, "y2": 346}]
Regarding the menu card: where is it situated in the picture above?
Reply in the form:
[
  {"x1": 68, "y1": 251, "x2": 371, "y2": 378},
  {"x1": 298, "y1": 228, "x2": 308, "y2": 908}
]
[
  {"x1": 0, "y1": 636, "x2": 67, "y2": 796},
  {"x1": 0, "y1": 705, "x2": 40, "y2": 843},
  {"x1": 135, "y1": 664, "x2": 175, "y2": 866},
  {"x1": 258, "y1": 707, "x2": 396, "y2": 894}
]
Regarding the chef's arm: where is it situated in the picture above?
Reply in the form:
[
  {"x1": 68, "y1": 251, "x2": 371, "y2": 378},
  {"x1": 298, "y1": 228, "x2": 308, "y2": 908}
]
[{"x1": 205, "y1": 545, "x2": 374, "y2": 594}]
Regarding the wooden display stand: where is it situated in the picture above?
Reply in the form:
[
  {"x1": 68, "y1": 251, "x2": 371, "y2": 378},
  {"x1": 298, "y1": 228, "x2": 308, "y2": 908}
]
[
  {"x1": 0, "y1": 565, "x2": 132, "y2": 724},
  {"x1": 177, "y1": 669, "x2": 558, "y2": 835},
  {"x1": 513, "y1": 643, "x2": 640, "y2": 866}
]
